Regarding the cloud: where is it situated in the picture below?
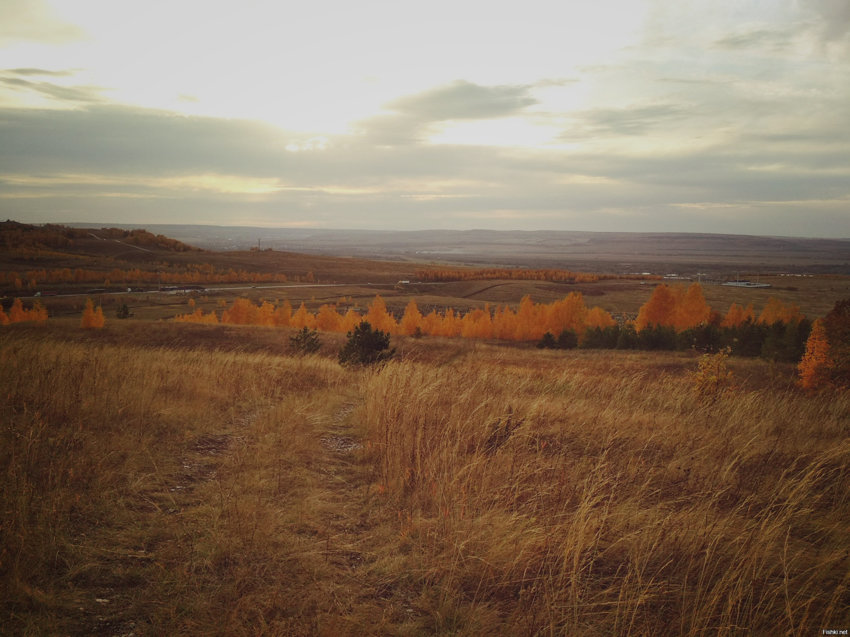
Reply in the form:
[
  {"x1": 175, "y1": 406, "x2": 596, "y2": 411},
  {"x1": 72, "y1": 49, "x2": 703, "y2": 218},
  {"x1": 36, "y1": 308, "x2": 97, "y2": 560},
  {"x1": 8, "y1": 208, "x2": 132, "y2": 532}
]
[
  {"x1": 355, "y1": 81, "x2": 538, "y2": 145},
  {"x1": 713, "y1": 27, "x2": 795, "y2": 51},
  {"x1": 799, "y1": 0, "x2": 850, "y2": 40},
  {"x1": 561, "y1": 103, "x2": 690, "y2": 139},
  {"x1": 0, "y1": 0, "x2": 84, "y2": 44},
  {"x1": 6, "y1": 68, "x2": 76, "y2": 77},
  {"x1": 0, "y1": 90, "x2": 848, "y2": 236},
  {"x1": 388, "y1": 80, "x2": 537, "y2": 121},
  {"x1": 0, "y1": 76, "x2": 105, "y2": 104}
]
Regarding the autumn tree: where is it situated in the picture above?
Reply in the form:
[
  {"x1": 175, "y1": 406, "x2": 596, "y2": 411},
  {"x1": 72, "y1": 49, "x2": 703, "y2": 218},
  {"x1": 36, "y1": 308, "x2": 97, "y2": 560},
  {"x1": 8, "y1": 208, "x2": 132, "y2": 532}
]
[
  {"x1": 721, "y1": 303, "x2": 755, "y2": 328},
  {"x1": 798, "y1": 319, "x2": 833, "y2": 390},
  {"x1": 399, "y1": 300, "x2": 423, "y2": 335},
  {"x1": 221, "y1": 297, "x2": 259, "y2": 325},
  {"x1": 544, "y1": 292, "x2": 587, "y2": 338},
  {"x1": 674, "y1": 283, "x2": 712, "y2": 330},
  {"x1": 273, "y1": 300, "x2": 293, "y2": 326},
  {"x1": 80, "y1": 298, "x2": 105, "y2": 328},
  {"x1": 315, "y1": 304, "x2": 343, "y2": 332},
  {"x1": 758, "y1": 298, "x2": 803, "y2": 325},
  {"x1": 290, "y1": 302, "x2": 316, "y2": 329},
  {"x1": 635, "y1": 284, "x2": 678, "y2": 331},
  {"x1": 366, "y1": 295, "x2": 398, "y2": 334},
  {"x1": 9, "y1": 298, "x2": 26, "y2": 323},
  {"x1": 585, "y1": 306, "x2": 616, "y2": 330}
]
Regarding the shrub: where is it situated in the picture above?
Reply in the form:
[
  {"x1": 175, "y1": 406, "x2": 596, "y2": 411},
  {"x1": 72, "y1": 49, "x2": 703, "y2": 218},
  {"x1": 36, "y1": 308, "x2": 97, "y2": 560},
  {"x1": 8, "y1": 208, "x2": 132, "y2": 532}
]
[
  {"x1": 338, "y1": 321, "x2": 395, "y2": 366},
  {"x1": 536, "y1": 332, "x2": 557, "y2": 349},
  {"x1": 556, "y1": 329, "x2": 578, "y2": 349},
  {"x1": 692, "y1": 347, "x2": 734, "y2": 398},
  {"x1": 580, "y1": 325, "x2": 620, "y2": 349},
  {"x1": 290, "y1": 327, "x2": 321, "y2": 355}
]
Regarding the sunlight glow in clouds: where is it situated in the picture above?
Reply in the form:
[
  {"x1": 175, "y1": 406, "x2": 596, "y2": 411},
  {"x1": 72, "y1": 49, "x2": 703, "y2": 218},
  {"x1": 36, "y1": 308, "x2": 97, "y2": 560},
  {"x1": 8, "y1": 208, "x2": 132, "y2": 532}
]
[{"x1": 0, "y1": 0, "x2": 848, "y2": 236}]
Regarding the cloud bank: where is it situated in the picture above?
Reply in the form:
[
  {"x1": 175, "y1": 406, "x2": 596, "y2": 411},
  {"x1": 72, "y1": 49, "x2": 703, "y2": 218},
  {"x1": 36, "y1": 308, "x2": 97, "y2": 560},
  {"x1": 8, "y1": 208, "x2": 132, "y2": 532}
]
[{"x1": 0, "y1": 1, "x2": 847, "y2": 237}]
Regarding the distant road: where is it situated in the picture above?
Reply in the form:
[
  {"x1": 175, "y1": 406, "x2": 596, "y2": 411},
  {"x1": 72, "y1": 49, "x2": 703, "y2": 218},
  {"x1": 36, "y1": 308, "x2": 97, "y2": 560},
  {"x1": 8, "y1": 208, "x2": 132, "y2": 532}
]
[
  {"x1": 88, "y1": 231, "x2": 154, "y2": 253},
  {"x1": 14, "y1": 281, "x2": 441, "y2": 301}
]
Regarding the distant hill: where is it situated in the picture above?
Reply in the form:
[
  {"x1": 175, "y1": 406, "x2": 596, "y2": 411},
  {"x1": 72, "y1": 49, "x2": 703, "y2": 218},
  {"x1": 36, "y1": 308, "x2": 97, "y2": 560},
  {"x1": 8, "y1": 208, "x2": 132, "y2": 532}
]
[
  {"x1": 1, "y1": 221, "x2": 201, "y2": 255},
  {"x1": 67, "y1": 223, "x2": 850, "y2": 276},
  {"x1": 0, "y1": 221, "x2": 420, "y2": 286}
]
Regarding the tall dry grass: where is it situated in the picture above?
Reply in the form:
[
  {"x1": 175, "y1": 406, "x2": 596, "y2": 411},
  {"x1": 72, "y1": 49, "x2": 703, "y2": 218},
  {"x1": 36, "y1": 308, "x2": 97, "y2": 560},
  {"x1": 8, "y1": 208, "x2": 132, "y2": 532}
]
[
  {"x1": 3, "y1": 323, "x2": 848, "y2": 635},
  {"x1": 0, "y1": 328, "x2": 348, "y2": 634},
  {"x1": 359, "y1": 350, "x2": 850, "y2": 635}
]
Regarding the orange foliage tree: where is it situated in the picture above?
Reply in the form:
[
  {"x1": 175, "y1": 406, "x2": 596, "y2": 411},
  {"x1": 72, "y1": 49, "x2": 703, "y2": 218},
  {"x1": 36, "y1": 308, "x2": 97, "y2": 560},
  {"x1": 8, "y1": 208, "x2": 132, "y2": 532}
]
[
  {"x1": 635, "y1": 284, "x2": 679, "y2": 331},
  {"x1": 399, "y1": 300, "x2": 423, "y2": 336},
  {"x1": 636, "y1": 283, "x2": 715, "y2": 332},
  {"x1": 169, "y1": 293, "x2": 617, "y2": 344},
  {"x1": 798, "y1": 319, "x2": 833, "y2": 390},
  {"x1": 721, "y1": 303, "x2": 756, "y2": 327},
  {"x1": 3, "y1": 298, "x2": 48, "y2": 324},
  {"x1": 758, "y1": 298, "x2": 803, "y2": 325},
  {"x1": 674, "y1": 283, "x2": 712, "y2": 330},
  {"x1": 365, "y1": 295, "x2": 398, "y2": 334},
  {"x1": 543, "y1": 292, "x2": 589, "y2": 337},
  {"x1": 80, "y1": 298, "x2": 105, "y2": 328}
]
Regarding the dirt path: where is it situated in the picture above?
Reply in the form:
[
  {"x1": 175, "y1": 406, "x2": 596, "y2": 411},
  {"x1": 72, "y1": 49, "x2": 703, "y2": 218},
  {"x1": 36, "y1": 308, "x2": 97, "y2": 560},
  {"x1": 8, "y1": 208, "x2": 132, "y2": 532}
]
[
  {"x1": 316, "y1": 401, "x2": 372, "y2": 574},
  {"x1": 304, "y1": 400, "x2": 419, "y2": 634}
]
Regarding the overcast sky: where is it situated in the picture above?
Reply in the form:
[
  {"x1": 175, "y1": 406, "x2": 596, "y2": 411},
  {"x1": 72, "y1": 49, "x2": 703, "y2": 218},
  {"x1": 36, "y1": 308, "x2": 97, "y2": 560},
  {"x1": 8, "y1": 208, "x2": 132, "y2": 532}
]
[{"x1": 1, "y1": 0, "x2": 848, "y2": 236}]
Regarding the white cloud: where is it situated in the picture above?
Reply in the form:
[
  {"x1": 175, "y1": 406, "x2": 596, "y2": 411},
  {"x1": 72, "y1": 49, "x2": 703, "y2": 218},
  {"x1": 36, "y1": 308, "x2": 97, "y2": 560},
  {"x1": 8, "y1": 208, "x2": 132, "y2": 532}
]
[{"x1": 0, "y1": 0, "x2": 83, "y2": 44}]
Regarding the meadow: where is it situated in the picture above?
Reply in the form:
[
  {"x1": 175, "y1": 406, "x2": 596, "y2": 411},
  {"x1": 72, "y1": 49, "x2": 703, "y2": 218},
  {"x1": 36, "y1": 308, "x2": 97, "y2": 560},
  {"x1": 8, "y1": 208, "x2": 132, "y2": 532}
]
[{"x1": 2, "y1": 319, "x2": 848, "y2": 635}]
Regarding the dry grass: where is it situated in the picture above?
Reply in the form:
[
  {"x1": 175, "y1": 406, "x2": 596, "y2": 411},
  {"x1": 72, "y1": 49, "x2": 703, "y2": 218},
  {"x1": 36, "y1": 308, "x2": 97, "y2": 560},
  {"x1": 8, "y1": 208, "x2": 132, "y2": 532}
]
[
  {"x1": 0, "y1": 326, "x2": 359, "y2": 634},
  {"x1": 359, "y1": 349, "x2": 850, "y2": 635},
  {"x1": 2, "y1": 324, "x2": 848, "y2": 635}
]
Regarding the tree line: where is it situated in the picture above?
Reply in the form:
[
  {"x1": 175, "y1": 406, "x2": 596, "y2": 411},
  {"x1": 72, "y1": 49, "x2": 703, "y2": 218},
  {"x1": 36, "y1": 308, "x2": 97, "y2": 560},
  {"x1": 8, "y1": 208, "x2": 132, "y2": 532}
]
[
  {"x1": 174, "y1": 282, "x2": 812, "y2": 361},
  {"x1": 175, "y1": 292, "x2": 618, "y2": 341}
]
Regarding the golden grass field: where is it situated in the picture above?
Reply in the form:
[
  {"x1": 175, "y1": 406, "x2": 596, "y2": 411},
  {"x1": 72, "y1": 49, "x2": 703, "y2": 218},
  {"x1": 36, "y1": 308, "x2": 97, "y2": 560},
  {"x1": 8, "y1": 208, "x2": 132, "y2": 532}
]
[{"x1": 2, "y1": 319, "x2": 848, "y2": 635}]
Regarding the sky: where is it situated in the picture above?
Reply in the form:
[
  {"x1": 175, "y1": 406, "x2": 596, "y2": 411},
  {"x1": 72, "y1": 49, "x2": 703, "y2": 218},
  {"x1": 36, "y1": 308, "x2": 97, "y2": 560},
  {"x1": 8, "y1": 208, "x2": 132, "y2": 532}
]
[{"x1": 0, "y1": 0, "x2": 848, "y2": 237}]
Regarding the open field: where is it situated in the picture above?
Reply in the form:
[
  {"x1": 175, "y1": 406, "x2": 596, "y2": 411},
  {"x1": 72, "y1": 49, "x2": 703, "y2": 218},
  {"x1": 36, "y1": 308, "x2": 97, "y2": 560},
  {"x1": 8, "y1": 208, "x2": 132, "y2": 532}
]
[
  {"x1": 2, "y1": 321, "x2": 849, "y2": 635},
  {"x1": 3, "y1": 223, "x2": 850, "y2": 634},
  {"x1": 17, "y1": 273, "x2": 850, "y2": 328},
  {"x1": 4, "y1": 222, "x2": 850, "y2": 323}
]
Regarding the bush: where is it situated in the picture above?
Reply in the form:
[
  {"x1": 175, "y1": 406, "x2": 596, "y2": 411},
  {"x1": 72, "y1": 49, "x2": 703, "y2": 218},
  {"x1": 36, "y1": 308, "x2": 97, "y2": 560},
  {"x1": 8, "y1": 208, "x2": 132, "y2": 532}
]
[
  {"x1": 115, "y1": 304, "x2": 132, "y2": 319},
  {"x1": 580, "y1": 325, "x2": 620, "y2": 349},
  {"x1": 637, "y1": 324, "x2": 676, "y2": 350},
  {"x1": 556, "y1": 329, "x2": 578, "y2": 349},
  {"x1": 692, "y1": 347, "x2": 734, "y2": 398},
  {"x1": 290, "y1": 327, "x2": 321, "y2": 355},
  {"x1": 677, "y1": 324, "x2": 722, "y2": 353},
  {"x1": 537, "y1": 330, "x2": 577, "y2": 350},
  {"x1": 536, "y1": 332, "x2": 557, "y2": 349},
  {"x1": 338, "y1": 321, "x2": 395, "y2": 366}
]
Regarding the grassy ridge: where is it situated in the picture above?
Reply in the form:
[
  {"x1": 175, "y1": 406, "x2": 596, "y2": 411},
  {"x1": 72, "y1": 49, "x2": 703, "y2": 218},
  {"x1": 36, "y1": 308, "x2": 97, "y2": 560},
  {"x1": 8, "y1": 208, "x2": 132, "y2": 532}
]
[{"x1": 1, "y1": 324, "x2": 848, "y2": 634}]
